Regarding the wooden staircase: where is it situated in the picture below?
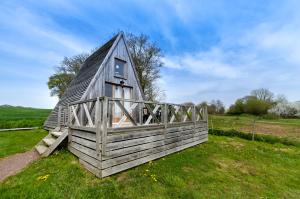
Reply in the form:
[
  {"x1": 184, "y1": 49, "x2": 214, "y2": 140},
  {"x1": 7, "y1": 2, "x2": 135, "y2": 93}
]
[{"x1": 35, "y1": 128, "x2": 68, "y2": 157}]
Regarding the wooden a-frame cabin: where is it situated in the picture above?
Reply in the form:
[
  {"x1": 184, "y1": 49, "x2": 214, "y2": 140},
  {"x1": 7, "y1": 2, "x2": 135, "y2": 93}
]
[{"x1": 36, "y1": 32, "x2": 209, "y2": 178}]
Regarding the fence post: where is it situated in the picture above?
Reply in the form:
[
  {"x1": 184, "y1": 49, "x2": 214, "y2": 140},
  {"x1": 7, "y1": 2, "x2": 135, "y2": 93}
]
[
  {"x1": 101, "y1": 97, "x2": 108, "y2": 156},
  {"x1": 95, "y1": 97, "x2": 102, "y2": 176},
  {"x1": 67, "y1": 104, "x2": 72, "y2": 143},
  {"x1": 58, "y1": 105, "x2": 62, "y2": 129},
  {"x1": 193, "y1": 105, "x2": 196, "y2": 136},
  {"x1": 163, "y1": 103, "x2": 168, "y2": 154},
  {"x1": 251, "y1": 119, "x2": 256, "y2": 141},
  {"x1": 139, "y1": 102, "x2": 143, "y2": 125}
]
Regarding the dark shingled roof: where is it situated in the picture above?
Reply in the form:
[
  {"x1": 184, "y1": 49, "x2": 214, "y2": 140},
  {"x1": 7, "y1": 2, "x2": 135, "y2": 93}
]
[{"x1": 44, "y1": 34, "x2": 118, "y2": 129}]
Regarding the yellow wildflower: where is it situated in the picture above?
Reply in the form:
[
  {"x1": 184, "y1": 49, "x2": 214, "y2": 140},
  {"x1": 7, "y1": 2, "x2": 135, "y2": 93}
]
[{"x1": 37, "y1": 174, "x2": 49, "y2": 181}]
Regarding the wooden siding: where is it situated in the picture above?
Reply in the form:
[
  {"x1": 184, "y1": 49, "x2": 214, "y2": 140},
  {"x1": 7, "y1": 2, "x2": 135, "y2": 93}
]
[
  {"x1": 69, "y1": 121, "x2": 208, "y2": 178},
  {"x1": 83, "y1": 35, "x2": 143, "y2": 101}
]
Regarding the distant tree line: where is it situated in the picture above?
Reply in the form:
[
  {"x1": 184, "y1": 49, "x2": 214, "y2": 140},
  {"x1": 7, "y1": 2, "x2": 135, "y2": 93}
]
[
  {"x1": 227, "y1": 88, "x2": 300, "y2": 118},
  {"x1": 185, "y1": 88, "x2": 300, "y2": 118}
]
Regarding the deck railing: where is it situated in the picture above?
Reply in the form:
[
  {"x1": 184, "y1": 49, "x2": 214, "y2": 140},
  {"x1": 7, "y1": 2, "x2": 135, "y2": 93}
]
[{"x1": 67, "y1": 97, "x2": 208, "y2": 130}]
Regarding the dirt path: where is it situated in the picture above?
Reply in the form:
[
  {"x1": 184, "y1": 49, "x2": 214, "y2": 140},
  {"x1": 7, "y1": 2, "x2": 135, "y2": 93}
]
[{"x1": 0, "y1": 149, "x2": 40, "y2": 182}]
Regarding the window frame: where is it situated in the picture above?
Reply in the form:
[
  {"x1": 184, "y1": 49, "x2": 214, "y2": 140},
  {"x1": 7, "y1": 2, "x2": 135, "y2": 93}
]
[{"x1": 114, "y1": 57, "x2": 127, "y2": 79}]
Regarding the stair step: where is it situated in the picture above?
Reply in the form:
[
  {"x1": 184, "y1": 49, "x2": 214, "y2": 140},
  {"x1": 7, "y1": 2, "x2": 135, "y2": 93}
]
[
  {"x1": 43, "y1": 138, "x2": 56, "y2": 146},
  {"x1": 35, "y1": 145, "x2": 48, "y2": 154},
  {"x1": 51, "y1": 131, "x2": 63, "y2": 137}
]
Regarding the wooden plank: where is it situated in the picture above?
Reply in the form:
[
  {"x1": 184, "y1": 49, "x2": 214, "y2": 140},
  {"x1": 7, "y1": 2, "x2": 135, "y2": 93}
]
[
  {"x1": 71, "y1": 129, "x2": 96, "y2": 141},
  {"x1": 71, "y1": 105, "x2": 80, "y2": 126},
  {"x1": 95, "y1": 98, "x2": 102, "y2": 172},
  {"x1": 69, "y1": 146, "x2": 101, "y2": 169},
  {"x1": 107, "y1": 129, "x2": 165, "y2": 143},
  {"x1": 167, "y1": 122, "x2": 194, "y2": 128},
  {"x1": 71, "y1": 136, "x2": 97, "y2": 150},
  {"x1": 102, "y1": 134, "x2": 207, "y2": 169},
  {"x1": 106, "y1": 134, "x2": 166, "y2": 151},
  {"x1": 169, "y1": 106, "x2": 180, "y2": 123},
  {"x1": 106, "y1": 125, "x2": 206, "y2": 144},
  {"x1": 79, "y1": 159, "x2": 101, "y2": 177},
  {"x1": 105, "y1": 132, "x2": 206, "y2": 158},
  {"x1": 101, "y1": 97, "x2": 108, "y2": 156},
  {"x1": 69, "y1": 142, "x2": 98, "y2": 158},
  {"x1": 69, "y1": 125, "x2": 96, "y2": 133},
  {"x1": 42, "y1": 130, "x2": 68, "y2": 157},
  {"x1": 108, "y1": 124, "x2": 164, "y2": 133},
  {"x1": 182, "y1": 106, "x2": 192, "y2": 122},
  {"x1": 101, "y1": 138, "x2": 208, "y2": 177},
  {"x1": 83, "y1": 103, "x2": 94, "y2": 127}
]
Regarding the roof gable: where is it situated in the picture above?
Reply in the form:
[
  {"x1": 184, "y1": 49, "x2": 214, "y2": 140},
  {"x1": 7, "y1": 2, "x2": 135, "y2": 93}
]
[{"x1": 44, "y1": 34, "x2": 118, "y2": 128}]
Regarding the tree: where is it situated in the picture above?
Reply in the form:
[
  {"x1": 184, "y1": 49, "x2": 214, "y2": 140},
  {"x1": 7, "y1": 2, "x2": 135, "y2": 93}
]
[
  {"x1": 250, "y1": 88, "x2": 274, "y2": 103},
  {"x1": 275, "y1": 94, "x2": 288, "y2": 104},
  {"x1": 203, "y1": 100, "x2": 225, "y2": 115},
  {"x1": 126, "y1": 33, "x2": 164, "y2": 101},
  {"x1": 269, "y1": 101, "x2": 299, "y2": 118},
  {"x1": 47, "y1": 53, "x2": 90, "y2": 98},
  {"x1": 244, "y1": 98, "x2": 270, "y2": 115},
  {"x1": 228, "y1": 99, "x2": 244, "y2": 115},
  {"x1": 228, "y1": 96, "x2": 270, "y2": 116},
  {"x1": 215, "y1": 100, "x2": 225, "y2": 114}
]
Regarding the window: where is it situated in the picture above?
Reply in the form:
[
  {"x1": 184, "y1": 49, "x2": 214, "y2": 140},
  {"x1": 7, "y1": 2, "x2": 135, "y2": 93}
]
[
  {"x1": 114, "y1": 58, "x2": 126, "y2": 78},
  {"x1": 105, "y1": 83, "x2": 113, "y2": 97}
]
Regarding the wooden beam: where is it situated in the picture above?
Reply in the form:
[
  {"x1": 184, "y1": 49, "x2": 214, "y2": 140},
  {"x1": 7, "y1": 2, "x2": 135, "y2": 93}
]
[
  {"x1": 116, "y1": 102, "x2": 138, "y2": 127},
  {"x1": 169, "y1": 106, "x2": 180, "y2": 123},
  {"x1": 145, "y1": 104, "x2": 160, "y2": 125},
  {"x1": 182, "y1": 106, "x2": 192, "y2": 122},
  {"x1": 115, "y1": 100, "x2": 137, "y2": 126},
  {"x1": 83, "y1": 103, "x2": 94, "y2": 127},
  {"x1": 71, "y1": 105, "x2": 80, "y2": 126}
]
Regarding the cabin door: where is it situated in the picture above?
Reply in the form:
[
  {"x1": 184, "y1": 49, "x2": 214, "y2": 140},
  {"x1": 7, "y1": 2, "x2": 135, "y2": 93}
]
[{"x1": 113, "y1": 85, "x2": 132, "y2": 123}]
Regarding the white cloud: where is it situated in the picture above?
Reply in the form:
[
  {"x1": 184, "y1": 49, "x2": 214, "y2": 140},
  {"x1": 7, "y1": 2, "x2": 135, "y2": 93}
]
[{"x1": 163, "y1": 48, "x2": 241, "y2": 79}]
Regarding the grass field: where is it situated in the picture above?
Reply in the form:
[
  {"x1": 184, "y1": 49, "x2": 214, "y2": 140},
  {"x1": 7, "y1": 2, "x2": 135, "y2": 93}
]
[
  {"x1": 210, "y1": 114, "x2": 300, "y2": 141},
  {"x1": 1, "y1": 135, "x2": 300, "y2": 198},
  {"x1": 0, "y1": 105, "x2": 51, "y2": 129},
  {"x1": 0, "y1": 129, "x2": 48, "y2": 158}
]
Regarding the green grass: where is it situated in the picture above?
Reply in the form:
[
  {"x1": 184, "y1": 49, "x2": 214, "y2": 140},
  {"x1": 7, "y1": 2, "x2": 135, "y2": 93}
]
[
  {"x1": 1, "y1": 135, "x2": 300, "y2": 198},
  {"x1": 0, "y1": 129, "x2": 48, "y2": 158},
  {"x1": 0, "y1": 105, "x2": 51, "y2": 129},
  {"x1": 210, "y1": 114, "x2": 300, "y2": 141}
]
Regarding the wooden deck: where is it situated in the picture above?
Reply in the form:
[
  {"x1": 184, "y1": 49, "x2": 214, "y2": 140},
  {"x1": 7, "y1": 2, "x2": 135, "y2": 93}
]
[{"x1": 66, "y1": 97, "x2": 208, "y2": 177}]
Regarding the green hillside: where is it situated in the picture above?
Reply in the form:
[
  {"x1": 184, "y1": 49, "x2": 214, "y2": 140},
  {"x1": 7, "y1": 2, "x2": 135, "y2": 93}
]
[{"x1": 0, "y1": 105, "x2": 52, "y2": 129}]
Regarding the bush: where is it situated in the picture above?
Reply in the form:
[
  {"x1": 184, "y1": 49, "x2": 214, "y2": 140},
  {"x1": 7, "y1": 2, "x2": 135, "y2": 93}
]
[
  {"x1": 261, "y1": 113, "x2": 280, "y2": 120},
  {"x1": 227, "y1": 97, "x2": 272, "y2": 116}
]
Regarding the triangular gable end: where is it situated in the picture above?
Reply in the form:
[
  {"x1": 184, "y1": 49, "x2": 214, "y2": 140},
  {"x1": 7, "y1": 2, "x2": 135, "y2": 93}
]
[
  {"x1": 44, "y1": 32, "x2": 145, "y2": 129},
  {"x1": 81, "y1": 32, "x2": 145, "y2": 101}
]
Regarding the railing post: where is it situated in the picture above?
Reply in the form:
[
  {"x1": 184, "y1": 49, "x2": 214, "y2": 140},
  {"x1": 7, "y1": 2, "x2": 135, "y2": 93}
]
[
  {"x1": 95, "y1": 97, "x2": 102, "y2": 176},
  {"x1": 206, "y1": 106, "x2": 209, "y2": 130},
  {"x1": 193, "y1": 105, "x2": 196, "y2": 136},
  {"x1": 101, "y1": 97, "x2": 108, "y2": 157},
  {"x1": 139, "y1": 102, "x2": 143, "y2": 125},
  {"x1": 67, "y1": 104, "x2": 72, "y2": 143},
  {"x1": 164, "y1": 103, "x2": 168, "y2": 128},
  {"x1": 163, "y1": 103, "x2": 168, "y2": 154},
  {"x1": 58, "y1": 105, "x2": 62, "y2": 128}
]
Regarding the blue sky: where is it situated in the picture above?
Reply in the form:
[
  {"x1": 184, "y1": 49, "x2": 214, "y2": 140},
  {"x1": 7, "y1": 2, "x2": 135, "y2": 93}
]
[{"x1": 1, "y1": 0, "x2": 300, "y2": 108}]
